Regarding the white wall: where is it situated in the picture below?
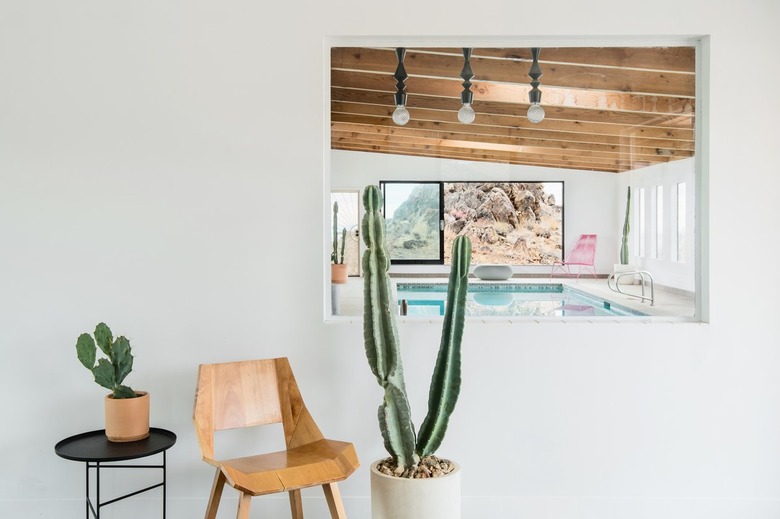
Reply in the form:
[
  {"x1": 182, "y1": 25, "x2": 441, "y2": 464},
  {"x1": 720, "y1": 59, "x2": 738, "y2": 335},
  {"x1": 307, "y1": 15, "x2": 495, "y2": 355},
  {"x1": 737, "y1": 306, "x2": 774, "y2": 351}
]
[
  {"x1": 2, "y1": 1, "x2": 780, "y2": 519},
  {"x1": 332, "y1": 149, "x2": 618, "y2": 276},
  {"x1": 619, "y1": 158, "x2": 697, "y2": 291}
]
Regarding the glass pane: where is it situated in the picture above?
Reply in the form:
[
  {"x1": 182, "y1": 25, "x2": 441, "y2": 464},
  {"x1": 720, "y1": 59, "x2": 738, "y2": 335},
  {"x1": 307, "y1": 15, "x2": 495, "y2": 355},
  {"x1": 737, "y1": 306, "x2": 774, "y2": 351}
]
[
  {"x1": 677, "y1": 182, "x2": 686, "y2": 262},
  {"x1": 330, "y1": 191, "x2": 360, "y2": 276},
  {"x1": 383, "y1": 182, "x2": 442, "y2": 262},
  {"x1": 655, "y1": 185, "x2": 663, "y2": 259}
]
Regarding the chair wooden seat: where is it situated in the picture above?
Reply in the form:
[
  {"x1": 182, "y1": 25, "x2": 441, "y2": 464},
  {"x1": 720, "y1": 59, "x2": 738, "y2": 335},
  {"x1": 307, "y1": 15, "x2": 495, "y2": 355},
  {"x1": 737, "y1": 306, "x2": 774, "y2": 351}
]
[
  {"x1": 193, "y1": 358, "x2": 359, "y2": 519},
  {"x1": 221, "y1": 439, "x2": 358, "y2": 496}
]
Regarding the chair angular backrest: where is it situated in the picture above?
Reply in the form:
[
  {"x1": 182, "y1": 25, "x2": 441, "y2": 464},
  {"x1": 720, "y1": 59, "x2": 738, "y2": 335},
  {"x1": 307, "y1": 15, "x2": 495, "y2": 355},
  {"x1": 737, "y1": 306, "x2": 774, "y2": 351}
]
[
  {"x1": 193, "y1": 358, "x2": 359, "y2": 519},
  {"x1": 550, "y1": 234, "x2": 598, "y2": 280}
]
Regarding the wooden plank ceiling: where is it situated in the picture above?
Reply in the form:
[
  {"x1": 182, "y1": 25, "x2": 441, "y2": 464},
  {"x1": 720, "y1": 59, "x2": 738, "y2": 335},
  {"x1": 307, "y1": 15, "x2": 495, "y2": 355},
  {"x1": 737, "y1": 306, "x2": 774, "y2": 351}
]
[{"x1": 330, "y1": 46, "x2": 695, "y2": 173}]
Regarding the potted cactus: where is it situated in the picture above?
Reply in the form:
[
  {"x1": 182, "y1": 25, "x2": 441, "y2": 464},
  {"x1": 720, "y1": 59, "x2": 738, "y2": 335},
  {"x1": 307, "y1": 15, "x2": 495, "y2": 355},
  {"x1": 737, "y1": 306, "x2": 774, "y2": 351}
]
[
  {"x1": 361, "y1": 184, "x2": 471, "y2": 519},
  {"x1": 331, "y1": 200, "x2": 348, "y2": 284},
  {"x1": 75, "y1": 322, "x2": 149, "y2": 442}
]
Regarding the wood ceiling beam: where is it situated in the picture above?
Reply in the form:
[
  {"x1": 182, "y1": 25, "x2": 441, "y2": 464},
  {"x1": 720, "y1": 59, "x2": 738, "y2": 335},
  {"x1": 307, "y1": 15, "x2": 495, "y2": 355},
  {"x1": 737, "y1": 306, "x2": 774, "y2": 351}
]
[
  {"x1": 331, "y1": 132, "x2": 674, "y2": 165},
  {"x1": 429, "y1": 47, "x2": 696, "y2": 73},
  {"x1": 331, "y1": 70, "x2": 695, "y2": 117},
  {"x1": 331, "y1": 47, "x2": 694, "y2": 97},
  {"x1": 332, "y1": 122, "x2": 694, "y2": 159},
  {"x1": 331, "y1": 113, "x2": 694, "y2": 152},
  {"x1": 332, "y1": 143, "x2": 625, "y2": 173},
  {"x1": 331, "y1": 82, "x2": 694, "y2": 126},
  {"x1": 331, "y1": 129, "x2": 682, "y2": 163},
  {"x1": 335, "y1": 138, "x2": 629, "y2": 167},
  {"x1": 331, "y1": 100, "x2": 694, "y2": 142},
  {"x1": 334, "y1": 141, "x2": 621, "y2": 169}
]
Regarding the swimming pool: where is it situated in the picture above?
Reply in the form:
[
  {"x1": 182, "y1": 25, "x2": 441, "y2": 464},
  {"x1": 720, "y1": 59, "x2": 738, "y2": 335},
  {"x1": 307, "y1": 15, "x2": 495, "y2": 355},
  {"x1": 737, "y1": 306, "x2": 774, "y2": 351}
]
[{"x1": 396, "y1": 282, "x2": 647, "y2": 317}]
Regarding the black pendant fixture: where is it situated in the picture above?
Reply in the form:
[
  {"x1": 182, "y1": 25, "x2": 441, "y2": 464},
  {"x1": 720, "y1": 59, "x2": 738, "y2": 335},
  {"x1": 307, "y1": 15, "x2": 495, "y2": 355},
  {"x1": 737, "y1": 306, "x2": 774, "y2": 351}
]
[
  {"x1": 457, "y1": 48, "x2": 475, "y2": 124},
  {"x1": 392, "y1": 48, "x2": 410, "y2": 126},
  {"x1": 527, "y1": 47, "x2": 545, "y2": 123}
]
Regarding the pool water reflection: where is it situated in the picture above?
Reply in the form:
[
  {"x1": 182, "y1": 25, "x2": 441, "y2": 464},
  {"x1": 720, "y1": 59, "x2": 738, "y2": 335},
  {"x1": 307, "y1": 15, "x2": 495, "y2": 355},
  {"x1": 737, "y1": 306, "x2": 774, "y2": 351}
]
[{"x1": 396, "y1": 282, "x2": 646, "y2": 317}]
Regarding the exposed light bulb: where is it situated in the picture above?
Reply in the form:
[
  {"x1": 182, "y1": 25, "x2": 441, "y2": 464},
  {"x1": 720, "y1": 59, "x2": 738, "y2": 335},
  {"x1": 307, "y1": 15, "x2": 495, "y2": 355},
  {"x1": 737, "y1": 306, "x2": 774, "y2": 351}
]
[
  {"x1": 527, "y1": 103, "x2": 545, "y2": 124},
  {"x1": 392, "y1": 105, "x2": 410, "y2": 126},
  {"x1": 457, "y1": 103, "x2": 475, "y2": 124}
]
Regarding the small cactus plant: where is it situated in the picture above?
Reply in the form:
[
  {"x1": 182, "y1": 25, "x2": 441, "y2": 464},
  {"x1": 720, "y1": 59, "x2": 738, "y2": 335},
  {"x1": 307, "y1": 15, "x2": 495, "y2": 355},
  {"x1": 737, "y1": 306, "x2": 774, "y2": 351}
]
[
  {"x1": 332, "y1": 201, "x2": 339, "y2": 263},
  {"x1": 362, "y1": 184, "x2": 471, "y2": 473},
  {"x1": 76, "y1": 323, "x2": 138, "y2": 399},
  {"x1": 331, "y1": 201, "x2": 348, "y2": 265}
]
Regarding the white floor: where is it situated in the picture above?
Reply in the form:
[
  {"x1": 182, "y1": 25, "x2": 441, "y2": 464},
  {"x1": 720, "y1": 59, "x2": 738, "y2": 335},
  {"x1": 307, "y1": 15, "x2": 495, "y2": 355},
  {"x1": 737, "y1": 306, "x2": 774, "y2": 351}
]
[{"x1": 331, "y1": 275, "x2": 696, "y2": 322}]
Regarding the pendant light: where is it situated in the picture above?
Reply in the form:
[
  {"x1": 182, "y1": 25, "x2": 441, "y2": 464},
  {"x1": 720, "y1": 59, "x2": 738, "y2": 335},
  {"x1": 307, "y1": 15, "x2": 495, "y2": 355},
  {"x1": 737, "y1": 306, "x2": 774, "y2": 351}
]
[
  {"x1": 392, "y1": 48, "x2": 410, "y2": 126},
  {"x1": 527, "y1": 47, "x2": 545, "y2": 124},
  {"x1": 457, "y1": 48, "x2": 476, "y2": 124}
]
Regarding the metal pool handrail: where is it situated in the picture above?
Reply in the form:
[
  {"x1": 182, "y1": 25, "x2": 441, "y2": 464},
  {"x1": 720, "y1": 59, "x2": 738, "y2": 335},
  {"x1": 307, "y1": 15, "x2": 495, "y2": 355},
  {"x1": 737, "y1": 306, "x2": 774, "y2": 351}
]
[{"x1": 607, "y1": 270, "x2": 655, "y2": 306}]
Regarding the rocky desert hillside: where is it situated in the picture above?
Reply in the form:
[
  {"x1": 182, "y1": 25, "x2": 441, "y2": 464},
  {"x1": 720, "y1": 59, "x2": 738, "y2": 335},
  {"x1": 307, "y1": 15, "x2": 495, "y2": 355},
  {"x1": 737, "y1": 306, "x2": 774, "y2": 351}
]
[{"x1": 385, "y1": 182, "x2": 562, "y2": 265}]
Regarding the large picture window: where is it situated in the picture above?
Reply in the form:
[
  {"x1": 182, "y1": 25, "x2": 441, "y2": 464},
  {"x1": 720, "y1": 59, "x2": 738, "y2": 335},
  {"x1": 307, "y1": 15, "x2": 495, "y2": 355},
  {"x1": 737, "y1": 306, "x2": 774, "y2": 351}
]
[{"x1": 381, "y1": 181, "x2": 564, "y2": 265}]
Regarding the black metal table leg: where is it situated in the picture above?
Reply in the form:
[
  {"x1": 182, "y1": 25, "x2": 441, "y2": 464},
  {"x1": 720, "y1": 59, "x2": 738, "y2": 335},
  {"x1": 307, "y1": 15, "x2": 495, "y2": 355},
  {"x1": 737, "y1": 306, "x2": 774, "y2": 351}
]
[
  {"x1": 162, "y1": 450, "x2": 167, "y2": 519},
  {"x1": 95, "y1": 461, "x2": 100, "y2": 519}
]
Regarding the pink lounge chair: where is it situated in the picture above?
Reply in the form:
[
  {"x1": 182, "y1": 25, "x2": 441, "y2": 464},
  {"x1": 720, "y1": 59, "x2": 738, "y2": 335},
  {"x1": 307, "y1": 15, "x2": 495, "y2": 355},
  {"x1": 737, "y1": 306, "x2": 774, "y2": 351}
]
[{"x1": 550, "y1": 234, "x2": 597, "y2": 281}]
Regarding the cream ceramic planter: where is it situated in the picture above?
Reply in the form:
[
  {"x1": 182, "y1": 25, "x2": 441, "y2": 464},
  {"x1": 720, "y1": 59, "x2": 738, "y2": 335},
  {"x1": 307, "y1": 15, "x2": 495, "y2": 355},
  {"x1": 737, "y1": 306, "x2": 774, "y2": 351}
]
[
  {"x1": 105, "y1": 391, "x2": 150, "y2": 442},
  {"x1": 370, "y1": 460, "x2": 461, "y2": 519},
  {"x1": 613, "y1": 264, "x2": 638, "y2": 285}
]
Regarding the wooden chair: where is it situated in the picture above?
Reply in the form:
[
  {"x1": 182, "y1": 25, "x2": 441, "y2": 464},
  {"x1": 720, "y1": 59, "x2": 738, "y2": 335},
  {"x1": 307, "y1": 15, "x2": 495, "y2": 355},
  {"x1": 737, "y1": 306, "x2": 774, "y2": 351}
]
[{"x1": 193, "y1": 358, "x2": 360, "y2": 519}]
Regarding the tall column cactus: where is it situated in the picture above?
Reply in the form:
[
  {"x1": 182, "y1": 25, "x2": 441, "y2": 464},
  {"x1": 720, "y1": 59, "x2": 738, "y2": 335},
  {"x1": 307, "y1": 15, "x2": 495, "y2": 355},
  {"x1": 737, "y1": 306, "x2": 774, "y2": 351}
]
[
  {"x1": 339, "y1": 227, "x2": 347, "y2": 264},
  {"x1": 332, "y1": 200, "x2": 348, "y2": 265},
  {"x1": 332, "y1": 201, "x2": 339, "y2": 263},
  {"x1": 620, "y1": 186, "x2": 631, "y2": 264},
  {"x1": 416, "y1": 235, "x2": 471, "y2": 457},
  {"x1": 362, "y1": 184, "x2": 472, "y2": 471},
  {"x1": 362, "y1": 184, "x2": 417, "y2": 468}
]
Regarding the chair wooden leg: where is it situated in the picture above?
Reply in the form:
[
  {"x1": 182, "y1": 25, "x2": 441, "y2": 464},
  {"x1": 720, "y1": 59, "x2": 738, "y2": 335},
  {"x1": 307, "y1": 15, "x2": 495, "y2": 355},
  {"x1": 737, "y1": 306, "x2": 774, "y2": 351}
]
[
  {"x1": 323, "y1": 482, "x2": 347, "y2": 519},
  {"x1": 205, "y1": 469, "x2": 226, "y2": 519},
  {"x1": 236, "y1": 492, "x2": 252, "y2": 519},
  {"x1": 289, "y1": 489, "x2": 304, "y2": 519}
]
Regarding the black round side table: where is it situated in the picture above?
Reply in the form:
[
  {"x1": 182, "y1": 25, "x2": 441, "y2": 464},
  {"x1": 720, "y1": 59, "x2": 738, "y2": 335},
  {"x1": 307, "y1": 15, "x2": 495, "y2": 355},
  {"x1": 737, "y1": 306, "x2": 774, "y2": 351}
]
[{"x1": 55, "y1": 428, "x2": 176, "y2": 519}]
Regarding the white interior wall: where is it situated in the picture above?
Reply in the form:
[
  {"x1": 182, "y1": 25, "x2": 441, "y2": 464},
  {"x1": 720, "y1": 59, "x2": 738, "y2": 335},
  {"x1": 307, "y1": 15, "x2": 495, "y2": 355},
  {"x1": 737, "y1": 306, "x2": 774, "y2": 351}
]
[
  {"x1": 332, "y1": 150, "x2": 618, "y2": 277},
  {"x1": 2, "y1": 1, "x2": 780, "y2": 519},
  {"x1": 619, "y1": 159, "x2": 697, "y2": 292}
]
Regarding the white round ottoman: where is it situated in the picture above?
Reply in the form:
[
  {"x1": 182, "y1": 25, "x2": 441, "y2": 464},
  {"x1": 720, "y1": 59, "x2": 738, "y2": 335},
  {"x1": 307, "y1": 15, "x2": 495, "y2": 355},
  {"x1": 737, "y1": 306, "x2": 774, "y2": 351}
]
[{"x1": 473, "y1": 264, "x2": 513, "y2": 281}]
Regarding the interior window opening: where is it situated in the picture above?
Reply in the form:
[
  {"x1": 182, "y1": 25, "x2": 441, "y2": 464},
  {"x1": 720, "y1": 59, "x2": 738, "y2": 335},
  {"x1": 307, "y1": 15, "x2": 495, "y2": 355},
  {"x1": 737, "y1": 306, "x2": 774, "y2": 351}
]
[{"x1": 326, "y1": 39, "x2": 704, "y2": 321}]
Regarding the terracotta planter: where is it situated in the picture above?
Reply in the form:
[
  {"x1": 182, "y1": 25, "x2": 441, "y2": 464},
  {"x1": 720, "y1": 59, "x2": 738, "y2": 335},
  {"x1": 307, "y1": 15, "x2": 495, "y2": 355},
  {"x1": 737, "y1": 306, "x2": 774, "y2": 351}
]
[
  {"x1": 370, "y1": 460, "x2": 461, "y2": 519},
  {"x1": 105, "y1": 391, "x2": 150, "y2": 442},
  {"x1": 331, "y1": 263, "x2": 348, "y2": 284}
]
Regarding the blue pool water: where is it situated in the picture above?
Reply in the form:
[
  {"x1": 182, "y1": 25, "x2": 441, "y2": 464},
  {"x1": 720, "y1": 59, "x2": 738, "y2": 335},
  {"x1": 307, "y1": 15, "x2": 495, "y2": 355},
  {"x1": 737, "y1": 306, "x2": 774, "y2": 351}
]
[{"x1": 396, "y1": 282, "x2": 646, "y2": 317}]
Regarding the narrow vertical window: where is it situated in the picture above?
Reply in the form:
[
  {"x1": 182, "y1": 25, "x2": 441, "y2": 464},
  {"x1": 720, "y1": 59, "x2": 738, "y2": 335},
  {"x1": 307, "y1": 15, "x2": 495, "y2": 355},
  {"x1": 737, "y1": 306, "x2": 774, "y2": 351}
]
[
  {"x1": 638, "y1": 187, "x2": 646, "y2": 257},
  {"x1": 677, "y1": 182, "x2": 686, "y2": 262},
  {"x1": 655, "y1": 185, "x2": 663, "y2": 259}
]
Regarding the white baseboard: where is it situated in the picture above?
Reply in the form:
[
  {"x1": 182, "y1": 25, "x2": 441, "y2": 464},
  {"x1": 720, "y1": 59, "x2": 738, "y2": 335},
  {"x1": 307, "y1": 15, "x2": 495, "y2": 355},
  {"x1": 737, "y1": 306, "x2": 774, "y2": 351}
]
[{"x1": 5, "y1": 496, "x2": 780, "y2": 518}]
